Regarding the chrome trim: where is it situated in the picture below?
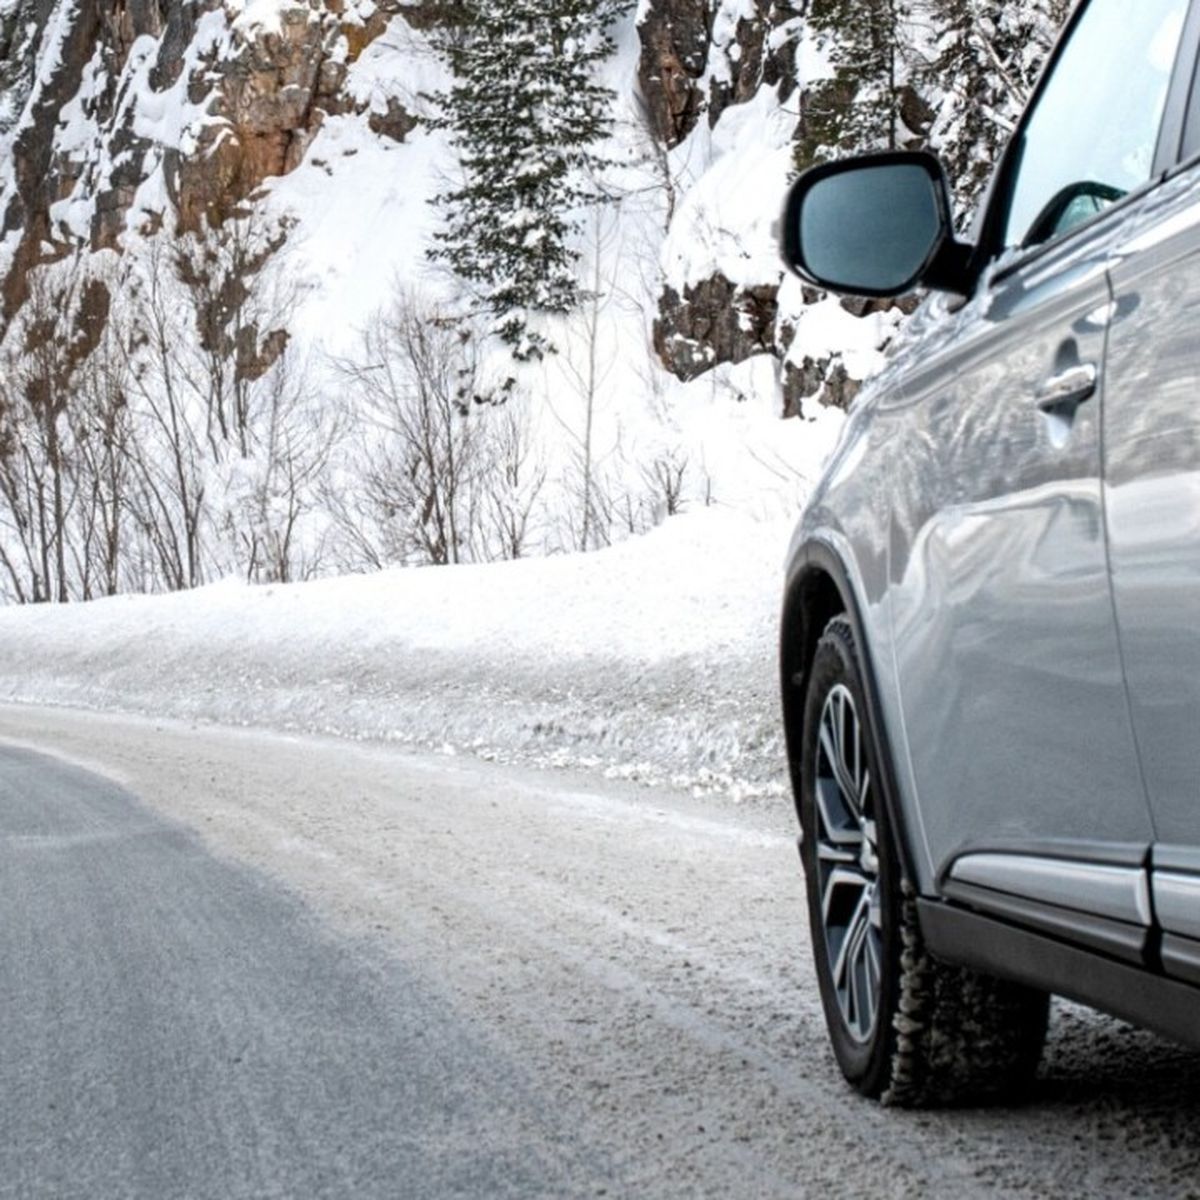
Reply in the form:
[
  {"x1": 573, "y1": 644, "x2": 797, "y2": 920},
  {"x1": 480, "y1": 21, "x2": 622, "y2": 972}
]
[
  {"x1": 948, "y1": 853, "x2": 1152, "y2": 926},
  {"x1": 1035, "y1": 361, "x2": 1098, "y2": 413},
  {"x1": 1155, "y1": 844, "x2": 1200, "y2": 874},
  {"x1": 1153, "y1": 873, "x2": 1200, "y2": 941}
]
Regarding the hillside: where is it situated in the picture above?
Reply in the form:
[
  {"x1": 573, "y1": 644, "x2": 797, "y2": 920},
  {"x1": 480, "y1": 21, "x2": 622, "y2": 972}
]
[{"x1": 0, "y1": 1, "x2": 1067, "y2": 604}]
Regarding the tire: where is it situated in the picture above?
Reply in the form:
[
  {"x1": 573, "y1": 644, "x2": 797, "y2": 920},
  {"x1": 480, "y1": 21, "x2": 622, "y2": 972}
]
[{"x1": 798, "y1": 615, "x2": 1050, "y2": 1106}]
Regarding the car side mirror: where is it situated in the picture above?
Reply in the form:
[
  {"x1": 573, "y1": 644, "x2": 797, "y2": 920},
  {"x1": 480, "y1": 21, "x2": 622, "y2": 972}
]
[{"x1": 780, "y1": 152, "x2": 973, "y2": 297}]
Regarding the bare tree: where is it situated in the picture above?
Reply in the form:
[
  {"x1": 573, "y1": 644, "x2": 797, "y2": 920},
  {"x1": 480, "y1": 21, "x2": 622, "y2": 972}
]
[
  {"x1": 0, "y1": 264, "x2": 113, "y2": 602},
  {"x1": 481, "y1": 399, "x2": 547, "y2": 561},
  {"x1": 232, "y1": 350, "x2": 338, "y2": 585},
  {"x1": 122, "y1": 241, "x2": 210, "y2": 590},
  {"x1": 0, "y1": 209, "x2": 331, "y2": 600},
  {"x1": 68, "y1": 307, "x2": 134, "y2": 598},
  {"x1": 171, "y1": 212, "x2": 292, "y2": 459},
  {"x1": 641, "y1": 443, "x2": 689, "y2": 522},
  {"x1": 546, "y1": 208, "x2": 621, "y2": 553},
  {"x1": 0, "y1": 365, "x2": 51, "y2": 603},
  {"x1": 114, "y1": 214, "x2": 304, "y2": 591},
  {"x1": 333, "y1": 292, "x2": 500, "y2": 568}
]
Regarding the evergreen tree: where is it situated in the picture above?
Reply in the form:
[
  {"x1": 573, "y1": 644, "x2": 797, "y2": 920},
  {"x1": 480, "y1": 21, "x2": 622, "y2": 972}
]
[
  {"x1": 796, "y1": 0, "x2": 919, "y2": 170},
  {"x1": 0, "y1": 1, "x2": 42, "y2": 135},
  {"x1": 793, "y1": 0, "x2": 1067, "y2": 195},
  {"x1": 428, "y1": 0, "x2": 631, "y2": 361},
  {"x1": 922, "y1": 0, "x2": 1070, "y2": 221}
]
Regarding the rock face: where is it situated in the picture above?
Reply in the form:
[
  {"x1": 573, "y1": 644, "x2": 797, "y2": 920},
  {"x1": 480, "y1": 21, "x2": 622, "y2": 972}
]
[
  {"x1": 639, "y1": 1, "x2": 835, "y2": 414},
  {"x1": 653, "y1": 277, "x2": 778, "y2": 382},
  {"x1": 637, "y1": 0, "x2": 799, "y2": 147},
  {"x1": 636, "y1": 0, "x2": 711, "y2": 147},
  {"x1": 641, "y1": 2, "x2": 1066, "y2": 414},
  {"x1": 0, "y1": 2, "x2": 49, "y2": 137},
  {"x1": 639, "y1": 1, "x2": 925, "y2": 417},
  {"x1": 0, "y1": 0, "x2": 429, "y2": 320},
  {"x1": 4, "y1": 0, "x2": 865, "y2": 418},
  {"x1": 169, "y1": 3, "x2": 404, "y2": 231},
  {"x1": 707, "y1": 0, "x2": 799, "y2": 129}
]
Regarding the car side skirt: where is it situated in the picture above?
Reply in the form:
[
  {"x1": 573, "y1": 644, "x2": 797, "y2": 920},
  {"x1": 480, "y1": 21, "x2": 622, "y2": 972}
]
[
  {"x1": 939, "y1": 880, "x2": 1149, "y2": 965},
  {"x1": 919, "y1": 899, "x2": 1200, "y2": 1049}
]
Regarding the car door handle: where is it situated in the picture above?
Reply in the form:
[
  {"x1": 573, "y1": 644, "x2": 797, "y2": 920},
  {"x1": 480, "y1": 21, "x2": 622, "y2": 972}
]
[{"x1": 1036, "y1": 363, "x2": 1098, "y2": 415}]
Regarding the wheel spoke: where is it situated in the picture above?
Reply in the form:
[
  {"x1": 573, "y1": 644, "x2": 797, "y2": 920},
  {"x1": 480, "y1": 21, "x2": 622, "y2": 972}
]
[
  {"x1": 866, "y1": 925, "x2": 882, "y2": 993},
  {"x1": 829, "y1": 887, "x2": 871, "y2": 990},
  {"x1": 851, "y1": 706, "x2": 862, "y2": 799},
  {"x1": 819, "y1": 715, "x2": 860, "y2": 818},
  {"x1": 845, "y1": 902, "x2": 874, "y2": 1038},
  {"x1": 814, "y1": 776, "x2": 863, "y2": 848},
  {"x1": 860, "y1": 926, "x2": 880, "y2": 1034},
  {"x1": 817, "y1": 842, "x2": 857, "y2": 865},
  {"x1": 811, "y1": 682, "x2": 882, "y2": 1045}
]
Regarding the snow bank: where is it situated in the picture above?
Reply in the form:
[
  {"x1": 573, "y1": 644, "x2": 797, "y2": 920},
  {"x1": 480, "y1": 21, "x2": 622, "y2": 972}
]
[
  {"x1": 0, "y1": 505, "x2": 829, "y2": 801},
  {"x1": 660, "y1": 90, "x2": 796, "y2": 293}
]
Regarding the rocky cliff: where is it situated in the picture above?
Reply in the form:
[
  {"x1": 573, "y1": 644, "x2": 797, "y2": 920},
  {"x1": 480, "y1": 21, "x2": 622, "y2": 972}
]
[
  {"x1": 0, "y1": 0, "x2": 434, "y2": 319},
  {"x1": 0, "y1": 0, "x2": 1068, "y2": 602},
  {"x1": 0, "y1": 1, "x2": 1065, "y2": 419},
  {"x1": 636, "y1": 0, "x2": 878, "y2": 416},
  {"x1": 636, "y1": 0, "x2": 1065, "y2": 415}
]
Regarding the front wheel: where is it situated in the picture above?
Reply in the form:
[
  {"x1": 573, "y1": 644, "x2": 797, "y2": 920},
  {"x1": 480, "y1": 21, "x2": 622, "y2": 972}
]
[{"x1": 799, "y1": 616, "x2": 1049, "y2": 1106}]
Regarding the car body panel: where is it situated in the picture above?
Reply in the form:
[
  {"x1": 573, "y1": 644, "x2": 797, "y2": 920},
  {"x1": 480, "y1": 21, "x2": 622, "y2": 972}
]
[
  {"x1": 885, "y1": 226, "x2": 1153, "y2": 881},
  {"x1": 781, "y1": 0, "x2": 1200, "y2": 1049},
  {"x1": 785, "y1": 374, "x2": 940, "y2": 892},
  {"x1": 786, "y1": 216, "x2": 1158, "y2": 893},
  {"x1": 1103, "y1": 159, "x2": 1200, "y2": 857}
]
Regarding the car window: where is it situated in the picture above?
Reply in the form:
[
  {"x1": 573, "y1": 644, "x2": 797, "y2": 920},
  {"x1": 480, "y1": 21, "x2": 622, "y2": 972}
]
[{"x1": 1001, "y1": 0, "x2": 1189, "y2": 250}]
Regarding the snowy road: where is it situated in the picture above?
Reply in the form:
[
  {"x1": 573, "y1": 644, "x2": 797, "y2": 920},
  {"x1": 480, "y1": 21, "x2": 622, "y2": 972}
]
[{"x1": 2, "y1": 705, "x2": 1199, "y2": 1199}]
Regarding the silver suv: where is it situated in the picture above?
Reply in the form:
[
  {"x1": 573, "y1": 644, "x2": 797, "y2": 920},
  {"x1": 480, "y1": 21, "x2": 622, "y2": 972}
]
[{"x1": 779, "y1": 0, "x2": 1200, "y2": 1105}]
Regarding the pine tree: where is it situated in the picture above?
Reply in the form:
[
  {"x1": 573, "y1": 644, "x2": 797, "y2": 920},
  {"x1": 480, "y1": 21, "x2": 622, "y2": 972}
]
[
  {"x1": 428, "y1": 0, "x2": 631, "y2": 361},
  {"x1": 796, "y1": 0, "x2": 920, "y2": 170},
  {"x1": 0, "y1": 1, "x2": 42, "y2": 135},
  {"x1": 922, "y1": 0, "x2": 1069, "y2": 221}
]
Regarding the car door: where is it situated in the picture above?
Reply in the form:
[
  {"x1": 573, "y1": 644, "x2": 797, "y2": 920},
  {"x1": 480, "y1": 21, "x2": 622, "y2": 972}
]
[
  {"x1": 1103, "y1": 21, "x2": 1200, "y2": 984},
  {"x1": 887, "y1": 0, "x2": 1191, "y2": 955}
]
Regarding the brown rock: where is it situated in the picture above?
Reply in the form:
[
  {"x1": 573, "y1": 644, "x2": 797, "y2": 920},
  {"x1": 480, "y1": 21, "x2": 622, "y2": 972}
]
[
  {"x1": 369, "y1": 97, "x2": 418, "y2": 144},
  {"x1": 783, "y1": 354, "x2": 862, "y2": 415},
  {"x1": 637, "y1": 0, "x2": 711, "y2": 148},
  {"x1": 2, "y1": 0, "x2": 430, "y2": 321},
  {"x1": 653, "y1": 276, "x2": 779, "y2": 381}
]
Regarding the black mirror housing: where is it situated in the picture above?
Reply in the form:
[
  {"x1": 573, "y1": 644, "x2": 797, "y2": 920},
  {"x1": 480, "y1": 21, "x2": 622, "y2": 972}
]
[{"x1": 781, "y1": 151, "x2": 974, "y2": 298}]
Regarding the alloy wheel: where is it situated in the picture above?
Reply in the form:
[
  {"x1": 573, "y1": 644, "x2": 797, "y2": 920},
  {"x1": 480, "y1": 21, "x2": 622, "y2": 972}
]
[{"x1": 813, "y1": 683, "x2": 883, "y2": 1044}]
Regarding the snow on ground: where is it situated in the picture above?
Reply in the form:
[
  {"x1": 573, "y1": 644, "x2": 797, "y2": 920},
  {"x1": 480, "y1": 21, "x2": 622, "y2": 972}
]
[
  {"x1": 0, "y1": 5, "x2": 855, "y2": 796},
  {"x1": 265, "y1": 15, "x2": 455, "y2": 355},
  {"x1": 0, "y1": 492, "x2": 847, "y2": 802},
  {"x1": 661, "y1": 87, "x2": 797, "y2": 294}
]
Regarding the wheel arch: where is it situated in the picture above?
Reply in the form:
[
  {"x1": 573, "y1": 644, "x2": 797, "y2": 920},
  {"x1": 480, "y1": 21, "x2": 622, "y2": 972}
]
[{"x1": 780, "y1": 539, "x2": 920, "y2": 887}]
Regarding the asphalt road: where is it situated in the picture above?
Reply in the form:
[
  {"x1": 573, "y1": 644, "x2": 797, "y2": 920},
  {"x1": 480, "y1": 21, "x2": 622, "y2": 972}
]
[
  {"x1": 0, "y1": 742, "x2": 591, "y2": 1199},
  {"x1": 2, "y1": 705, "x2": 1199, "y2": 1199}
]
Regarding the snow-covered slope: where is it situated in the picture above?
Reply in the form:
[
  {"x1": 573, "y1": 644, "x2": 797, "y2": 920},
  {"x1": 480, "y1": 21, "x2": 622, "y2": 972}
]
[
  {"x1": 0, "y1": 490, "x2": 843, "y2": 799},
  {"x1": 0, "y1": 0, "x2": 857, "y2": 603},
  {"x1": 0, "y1": 2, "x2": 1068, "y2": 779}
]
